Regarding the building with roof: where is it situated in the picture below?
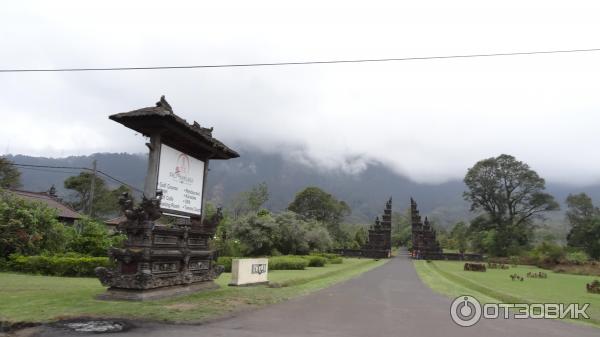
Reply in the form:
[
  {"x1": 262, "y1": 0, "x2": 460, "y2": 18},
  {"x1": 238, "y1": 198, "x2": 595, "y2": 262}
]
[{"x1": 8, "y1": 187, "x2": 83, "y2": 225}]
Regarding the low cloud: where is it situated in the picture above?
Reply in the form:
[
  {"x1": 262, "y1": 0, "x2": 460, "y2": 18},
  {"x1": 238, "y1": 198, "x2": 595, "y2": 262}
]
[{"x1": 2, "y1": 1, "x2": 600, "y2": 185}]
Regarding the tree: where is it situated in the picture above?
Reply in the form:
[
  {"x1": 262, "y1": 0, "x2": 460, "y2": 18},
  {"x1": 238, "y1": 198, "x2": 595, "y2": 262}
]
[
  {"x1": 64, "y1": 172, "x2": 129, "y2": 218},
  {"x1": 66, "y1": 217, "x2": 125, "y2": 256},
  {"x1": 0, "y1": 157, "x2": 21, "y2": 189},
  {"x1": 232, "y1": 212, "x2": 279, "y2": 256},
  {"x1": 354, "y1": 227, "x2": 368, "y2": 247},
  {"x1": 566, "y1": 193, "x2": 598, "y2": 227},
  {"x1": 274, "y1": 211, "x2": 310, "y2": 255},
  {"x1": 463, "y1": 154, "x2": 559, "y2": 256},
  {"x1": 288, "y1": 187, "x2": 351, "y2": 240},
  {"x1": 230, "y1": 210, "x2": 332, "y2": 256},
  {"x1": 248, "y1": 182, "x2": 269, "y2": 212},
  {"x1": 449, "y1": 222, "x2": 469, "y2": 254},
  {"x1": 231, "y1": 182, "x2": 269, "y2": 219},
  {"x1": 566, "y1": 193, "x2": 600, "y2": 259},
  {"x1": 0, "y1": 190, "x2": 67, "y2": 257}
]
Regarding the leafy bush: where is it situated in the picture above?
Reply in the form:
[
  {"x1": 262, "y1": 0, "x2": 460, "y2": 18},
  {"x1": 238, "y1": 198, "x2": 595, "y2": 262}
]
[
  {"x1": 565, "y1": 251, "x2": 590, "y2": 265},
  {"x1": 66, "y1": 218, "x2": 125, "y2": 257},
  {"x1": 232, "y1": 213, "x2": 279, "y2": 256},
  {"x1": 0, "y1": 191, "x2": 68, "y2": 257},
  {"x1": 232, "y1": 211, "x2": 333, "y2": 256},
  {"x1": 310, "y1": 252, "x2": 337, "y2": 260},
  {"x1": 217, "y1": 256, "x2": 233, "y2": 272},
  {"x1": 329, "y1": 257, "x2": 343, "y2": 264},
  {"x1": 530, "y1": 241, "x2": 566, "y2": 265},
  {"x1": 305, "y1": 255, "x2": 327, "y2": 267},
  {"x1": 269, "y1": 256, "x2": 309, "y2": 270},
  {"x1": 7, "y1": 254, "x2": 111, "y2": 277},
  {"x1": 310, "y1": 252, "x2": 343, "y2": 264}
]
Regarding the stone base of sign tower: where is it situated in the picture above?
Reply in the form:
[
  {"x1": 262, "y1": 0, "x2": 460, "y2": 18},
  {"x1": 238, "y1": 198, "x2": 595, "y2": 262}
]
[
  {"x1": 96, "y1": 280, "x2": 220, "y2": 301},
  {"x1": 95, "y1": 194, "x2": 224, "y2": 300}
]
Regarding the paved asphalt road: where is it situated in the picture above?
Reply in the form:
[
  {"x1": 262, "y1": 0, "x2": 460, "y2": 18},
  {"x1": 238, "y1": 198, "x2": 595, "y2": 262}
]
[{"x1": 36, "y1": 253, "x2": 599, "y2": 337}]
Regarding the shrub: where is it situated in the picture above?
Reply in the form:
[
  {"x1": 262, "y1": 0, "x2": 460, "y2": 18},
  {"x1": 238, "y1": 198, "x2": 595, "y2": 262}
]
[
  {"x1": 305, "y1": 255, "x2": 327, "y2": 267},
  {"x1": 7, "y1": 254, "x2": 111, "y2": 277},
  {"x1": 0, "y1": 191, "x2": 68, "y2": 257},
  {"x1": 329, "y1": 257, "x2": 343, "y2": 264},
  {"x1": 310, "y1": 252, "x2": 338, "y2": 260},
  {"x1": 310, "y1": 252, "x2": 343, "y2": 264},
  {"x1": 565, "y1": 251, "x2": 590, "y2": 265},
  {"x1": 269, "y1": 256, "x2": 309, "y2": 270},
  {"x1": 530, "y1": 241, "x2": 566, "y2": 265},
  {"x1": 217, "y1": 256, "x2": 233, "y2": 272},
  {"x1": 66, "y1": 218, "x2": 125, "y2": 257}
]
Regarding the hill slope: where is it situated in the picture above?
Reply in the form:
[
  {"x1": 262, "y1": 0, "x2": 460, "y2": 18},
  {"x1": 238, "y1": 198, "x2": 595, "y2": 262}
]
[{"x1": 7, "y1": 150, "x2": 600, "y2": 227}]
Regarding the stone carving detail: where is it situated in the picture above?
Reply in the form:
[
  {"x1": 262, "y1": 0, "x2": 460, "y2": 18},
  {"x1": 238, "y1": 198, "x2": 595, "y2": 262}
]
[{"x1": 95, "y1": 193, "x2": 223, "y2": 290}]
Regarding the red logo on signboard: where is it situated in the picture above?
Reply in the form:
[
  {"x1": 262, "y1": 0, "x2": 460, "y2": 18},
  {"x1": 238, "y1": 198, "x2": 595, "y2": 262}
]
[{"x1": 175, "y1": 154, "x2": 190, "y2": 177}]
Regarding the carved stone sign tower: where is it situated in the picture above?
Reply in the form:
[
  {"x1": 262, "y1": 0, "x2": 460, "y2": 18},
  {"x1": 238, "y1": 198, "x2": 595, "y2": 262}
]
[{"x1": 95, "y1": 96, "x2": 239, "y2": 300}]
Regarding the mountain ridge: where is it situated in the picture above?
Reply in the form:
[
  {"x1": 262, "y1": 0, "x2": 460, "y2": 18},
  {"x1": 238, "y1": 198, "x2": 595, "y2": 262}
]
[{"x1": 6, "y1": 150, "x2": 600, "y2": 227}]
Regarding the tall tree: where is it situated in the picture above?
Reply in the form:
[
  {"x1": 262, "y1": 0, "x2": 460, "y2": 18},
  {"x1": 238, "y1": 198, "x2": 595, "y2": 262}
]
[
  {"x1": 463, "y1": 154, "x2": 559, "y2": 255},
  {"x1": 449, "y1": 221, "x2": 469, "y2": 254},
  {"x1": 565, "y1": 193, "x2": 598, "y2": 227},
  {"x1": 565, "y1": 193, "x2": 600, "y2": 259},
  {"x1": 231, "y1": 182, "x2": 270, "y2": 219},
  {"x1": 0, "y1": 157, "x2": 22, "y2": 189},
  {"x1": 288, "y1": 187, "x2": 350, "y2": 224},
  {"x1": 64, "y1": 172, "x2": 129, "y2": 218},
  {"x1": 288, "y1": 186, "x2": 350, "y2": 240}
]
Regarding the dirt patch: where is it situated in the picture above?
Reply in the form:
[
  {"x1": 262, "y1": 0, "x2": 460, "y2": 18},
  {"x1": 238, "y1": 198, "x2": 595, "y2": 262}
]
[{"x1": 553, "y1": 264, "x2": 600, "y2": 276}]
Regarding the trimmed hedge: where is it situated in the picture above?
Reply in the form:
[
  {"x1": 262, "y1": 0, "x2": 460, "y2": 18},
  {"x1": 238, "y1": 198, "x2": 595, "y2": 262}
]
[
  {"x1": 269, "y1": 256, "x2": 309, "y2": 270},
  {"x1": 217, "y1": 254, "x2": 345, "y2": 272},
  {"x1": 6, "y1": 254, "x2": 111, "y2": 277},
  {"x1": 305, "y1": 255, "x2": 327, "y2": 267},
  {"x1": 311, "y1": 252, "x2": 343, "y2": 264},
  {"x1": 329, "y1": 257, "x2": 343, "y2": 264},
  {"x1": 311, "y1": 253, "x2": 339, "y2": 260}
]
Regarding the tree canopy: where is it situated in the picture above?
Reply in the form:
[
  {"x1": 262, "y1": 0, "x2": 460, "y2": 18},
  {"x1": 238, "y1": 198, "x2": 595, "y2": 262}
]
[
  {"x1": 566, "y1": 193, "x2": 600, "y2": 259},
  {"x1": 463, "y1": 154, "x2": 559, "y2": 255},
  {"x1": 231, "y1": 182, "x2": 269, "y2": 219},
  {"x1": 0, "y1": 157, "x2": 22, "y2": 189},
  {"x1": 64, "y1": 172, "x2": 130, "y2": 218},
  {"x1": 0, "y1": 190, "x2": 65, "y2": 257},
  {"x1": 287, "y1": 186, "x2": 351, "y2": 241},
  {"x1": 288, "y1": 187, "x2": 350, "y2": 224}
]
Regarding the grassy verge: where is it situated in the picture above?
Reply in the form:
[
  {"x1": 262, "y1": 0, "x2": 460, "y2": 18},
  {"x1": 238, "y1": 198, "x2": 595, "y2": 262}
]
[
  {"x1": 0, "y1": 258, "x2": 386, "y2": 325},
  {"x1": 414, "y1": 260, "x2": 600, "y2": 327}
]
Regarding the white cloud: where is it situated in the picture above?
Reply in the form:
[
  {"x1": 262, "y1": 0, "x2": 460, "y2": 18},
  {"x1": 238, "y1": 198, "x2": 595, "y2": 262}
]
[{"x1": 1, "y1": 0, "x2": 600, "y2": 185}]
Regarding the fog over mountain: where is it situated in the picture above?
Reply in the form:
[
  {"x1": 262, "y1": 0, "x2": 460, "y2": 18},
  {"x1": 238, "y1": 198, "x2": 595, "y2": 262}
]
[
  {"x1": 2, "y1": 2, "x2": 600, "y2": 187},
  {"x1": 8, "y1": 149, "x2": 600, "y2": 228}
]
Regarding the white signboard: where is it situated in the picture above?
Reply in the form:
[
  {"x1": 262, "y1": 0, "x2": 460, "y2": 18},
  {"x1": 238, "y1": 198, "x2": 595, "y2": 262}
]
[
  {"x1": 157, "y1": 143, "x2": 205, "y2": 216},
  {"x1": 229, "y1": 258, "x2": 269, "y2": 286}
]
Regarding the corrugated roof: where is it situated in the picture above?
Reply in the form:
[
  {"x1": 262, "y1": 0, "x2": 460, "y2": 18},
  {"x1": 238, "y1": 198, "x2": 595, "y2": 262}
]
[{"x1": 9, "y1": 190, "x2": 83, "y2": 220}]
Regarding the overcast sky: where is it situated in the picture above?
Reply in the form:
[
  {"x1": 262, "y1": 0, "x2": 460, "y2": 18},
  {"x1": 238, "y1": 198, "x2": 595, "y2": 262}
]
[{"x1": 1, "y1": 1, "x2": 600, "y2": 185}]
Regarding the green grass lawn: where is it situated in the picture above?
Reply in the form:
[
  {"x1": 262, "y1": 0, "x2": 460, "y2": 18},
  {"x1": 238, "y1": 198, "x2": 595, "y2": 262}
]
[
  {"x1": 414, "y1": 260, "x2": 600, "y2": 327},
  {"x1": 0, "y1": 258, "x2": 386, "y2": 325}
]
